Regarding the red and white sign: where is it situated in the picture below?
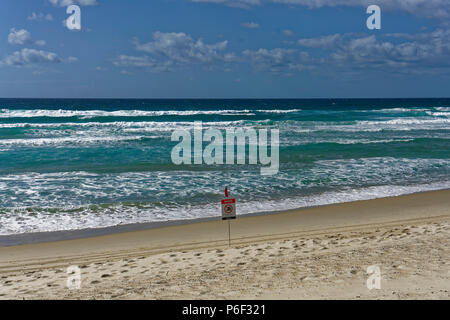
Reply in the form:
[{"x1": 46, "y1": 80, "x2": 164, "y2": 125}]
[{"x1": 221, "y1": 198, "x2": 236, "y2": 220}]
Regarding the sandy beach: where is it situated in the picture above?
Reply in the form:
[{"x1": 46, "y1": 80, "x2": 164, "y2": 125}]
[{"x1": 0, "y1": 190, "x2": 449, "y2": 300}]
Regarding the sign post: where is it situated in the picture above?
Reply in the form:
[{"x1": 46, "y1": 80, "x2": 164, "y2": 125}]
[{"x1": 221, "y1": 187, "x2": 236, "y2": 247}]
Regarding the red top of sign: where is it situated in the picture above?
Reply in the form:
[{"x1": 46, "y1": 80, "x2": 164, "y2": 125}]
[{"x1": 221, "y1": 198, "x2": 235, "y2": 205}]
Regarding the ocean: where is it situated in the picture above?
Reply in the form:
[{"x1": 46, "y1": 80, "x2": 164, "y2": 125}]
[{"x1": 0, "y1": 98, "x2": 449, "y2": 235}]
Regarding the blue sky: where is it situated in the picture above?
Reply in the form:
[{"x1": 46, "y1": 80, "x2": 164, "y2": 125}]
[{"x1": 1, "y1": 0, "x2": 450, "y2": 98}]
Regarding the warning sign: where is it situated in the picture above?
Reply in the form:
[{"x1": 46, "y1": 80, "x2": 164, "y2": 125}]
[{"x1": 221, "y1": 198, "x2": 236, "y2": 220}]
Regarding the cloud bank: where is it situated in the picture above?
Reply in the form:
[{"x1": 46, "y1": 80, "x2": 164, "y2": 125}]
[
  {"x1": 112, "y1": 28, "x2": 450, "y2": 76},
  {"x1": 114, "y1": 32, "x2": 235, "y2": 72},
  {"x1": 1, "y1": 49, "x2": 61, "y2": 66}
]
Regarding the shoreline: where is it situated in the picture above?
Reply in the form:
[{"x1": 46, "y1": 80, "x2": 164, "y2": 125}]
[
  {"x1": 0, "y1": 188, "x2": 448, "y2": 299},
  {"x1": 0, "y1": 189, "x2": 448, "y2": 263},
  {"x1": 0, "y1": 188, "x2": 449, "y2": 247}
]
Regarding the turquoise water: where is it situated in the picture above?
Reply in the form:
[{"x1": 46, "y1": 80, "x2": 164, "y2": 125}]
[{"x1": 0, "y1": 98, "x2": 449, "y2": 235}]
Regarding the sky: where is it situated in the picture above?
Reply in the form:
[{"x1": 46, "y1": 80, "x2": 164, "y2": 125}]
[{"x1": 1, "y1": 0, "x2": 450, "y2": 98}]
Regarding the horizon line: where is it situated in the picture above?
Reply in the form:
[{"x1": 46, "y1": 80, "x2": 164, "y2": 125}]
[{"x1": 1, "y1": 97, "x2": 450, "y2": 100}]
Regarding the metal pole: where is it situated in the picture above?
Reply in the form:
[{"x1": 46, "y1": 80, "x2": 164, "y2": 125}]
[{"x1": 228, "y1": 220, "x2": 230, "y2": 247}]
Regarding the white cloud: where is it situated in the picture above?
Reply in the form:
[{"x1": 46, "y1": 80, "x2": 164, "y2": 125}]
[
  {"x1": 133, "y1": 32, "x2": 234, "y2": 66},
  {"x1": 241, "y1": 22, "x2": 260, "y2": 29},
  {"x1": 67, "y1": 56, "x2": 79, "y2": 63},
  {"x1": 28, "y1": 12, "x2": 53, "y2": 21},
  {"x1": 8, "y1": 29, "x2": 32, "y2": 45},
  {"x1": 112, "y1": 27, "x2": 450, "y2": 76},
  {"x1": 2, "y1": 48, "x2": 61, "y2": 66},
  {"x1": 240, "y1": 28, "x2": 450, "y2": 74},
  {"x1": 114, "y1": 32, "x2": 237, "y2": 72},
  {"x1": 8, "y1": 29, "x2": 46, "y2": 46},
  {"x1": 282, "y1": 29, "x2": 294, "y2": 36},
  {"x1": 113, "y1": 55, "x2": 155, "y2": 67},
  {"x1": 298, "y1": 29, "x2": 450, "y2": 73},
  {"x1": 112, "y1": 55, "x2": 172, "y2": 72},
  {"x1": 133, "y1": 32, "x2": 231, "y2": 63},
  {"x1": 298, "y1": 33, "x2": 349, "y2": 49},
  {"x1": 34, "y1": 40, "x2": 46, "y2": 46},
  {"x1": 49, "y1": 0, "x2": 98, "y2": 6},
  {"x1": 242, "y1": 48, "x2": 311, "y2": 73}
]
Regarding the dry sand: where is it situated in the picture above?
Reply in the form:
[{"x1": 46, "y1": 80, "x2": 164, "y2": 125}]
[{"x1": 0, "y1": 190, "x2": 449, "y2": 300}]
